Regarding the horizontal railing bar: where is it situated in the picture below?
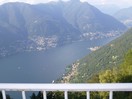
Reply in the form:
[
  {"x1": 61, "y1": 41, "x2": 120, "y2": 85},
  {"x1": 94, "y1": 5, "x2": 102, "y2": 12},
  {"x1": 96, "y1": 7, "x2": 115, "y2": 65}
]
[{"x1": 0, "y1": 83, "x2": 132, "y2": 92}]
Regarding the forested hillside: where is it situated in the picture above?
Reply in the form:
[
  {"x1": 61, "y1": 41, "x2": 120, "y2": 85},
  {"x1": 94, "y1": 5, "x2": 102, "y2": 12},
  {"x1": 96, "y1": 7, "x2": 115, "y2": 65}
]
[
  {"x1": 30, "y1": 28, "x2": 132, "y2": 99},
  {"x1": 88, "y1": 49, "x2": 132, "y2": 99},
  {"x1": 31, "y1": 49, "x2": 132, "y2": 99},
  {"x1": 60, "y1": 28, "x2": 132, "y2": 83}
]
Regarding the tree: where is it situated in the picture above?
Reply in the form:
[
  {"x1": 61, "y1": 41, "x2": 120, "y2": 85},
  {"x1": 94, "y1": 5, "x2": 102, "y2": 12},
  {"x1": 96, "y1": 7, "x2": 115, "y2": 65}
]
[
  {"x1": 30, "y1": 93, "x2": 36, "y2": 99},
  {"x1": 89, "y1": 49, "x2": 132, "y2": 99}
]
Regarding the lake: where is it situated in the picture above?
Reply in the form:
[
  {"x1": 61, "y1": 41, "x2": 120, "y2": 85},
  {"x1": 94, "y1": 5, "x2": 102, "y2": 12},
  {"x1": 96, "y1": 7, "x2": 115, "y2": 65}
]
[
  {"x1": 0, "y1": 38, "x2": 115, "y2": 99},
  {"x1": 0, "y1": 38, "x2": 112, "y2": 83}
]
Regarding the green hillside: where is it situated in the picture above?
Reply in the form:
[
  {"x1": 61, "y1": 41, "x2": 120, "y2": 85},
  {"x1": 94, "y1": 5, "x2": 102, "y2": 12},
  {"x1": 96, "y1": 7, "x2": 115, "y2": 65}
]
[
  {"x1": 31, "y1": 49, "x2": 132, "y2": 99},
  {"x1": 32, "y1": 49, "x2": 132, "y2": 99},
  {"x1": 60, "y1": 28, "x2": 132, "y2": 83},
  {"x1": 87, "y1": 49, "x2": 132, "y2": 99}
]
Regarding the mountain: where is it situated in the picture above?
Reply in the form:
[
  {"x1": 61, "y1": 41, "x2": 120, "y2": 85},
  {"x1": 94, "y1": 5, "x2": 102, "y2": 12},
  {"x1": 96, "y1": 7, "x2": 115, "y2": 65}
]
[
  {"x1": 114, "y1": 7, "x2": 132, "y2": 27},
  {"x1": 0, "y1": 2, "x2": 80, "y2": 43},
  {"x1": 95, "y1": 4, "x2": 120, "y2": 15},
  {"x1": 61, "y1": 1, "x2": 126, "y2": 32},
  {"x1": 0, "y1": 2, "x2": 80, "y2": 57},
  {"x1": 60, "y1": 28, "x2": 132, "y2": 83},
  {"x1": 0, "y1": 1, "x2": 126, "y2": 58}
]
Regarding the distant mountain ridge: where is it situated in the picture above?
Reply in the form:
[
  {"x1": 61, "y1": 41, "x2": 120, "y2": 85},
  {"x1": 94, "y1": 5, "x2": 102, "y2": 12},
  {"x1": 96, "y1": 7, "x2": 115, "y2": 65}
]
[
  {"x1": 94, "y1": 4, "x2": 120, "y2": 16},
  {"x1": 0, "y1": 1, "x2": 126, "y2": 58},
  {"x1": 114, "y1": 6, "x2": 132, "y2": 27},
  {"x1": 61, "y1": 1, "x2": 126, "y2": 32}
]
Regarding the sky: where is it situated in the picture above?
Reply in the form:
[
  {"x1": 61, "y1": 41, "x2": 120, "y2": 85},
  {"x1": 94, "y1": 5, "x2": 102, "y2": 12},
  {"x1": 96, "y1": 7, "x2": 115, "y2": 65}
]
[{"x1": 0, "y1": 0, "x2": 132, "y2": 8}]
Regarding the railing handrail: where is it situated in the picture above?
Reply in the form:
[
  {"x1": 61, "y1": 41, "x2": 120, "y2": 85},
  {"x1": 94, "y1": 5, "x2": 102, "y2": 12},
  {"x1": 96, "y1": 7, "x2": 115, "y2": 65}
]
[
  {"x1": 0, "y1": 83, "x2": 132, "y2": 99},
  {"x1": 0, "y1": 83, "x2": 132, "y2": 91}
]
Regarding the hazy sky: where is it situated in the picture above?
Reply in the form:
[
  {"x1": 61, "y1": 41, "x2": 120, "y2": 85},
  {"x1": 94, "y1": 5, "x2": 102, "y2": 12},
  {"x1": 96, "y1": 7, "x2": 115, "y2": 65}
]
[{"x1": 0, "y1": 0, "x2": 132, "y2": 8}]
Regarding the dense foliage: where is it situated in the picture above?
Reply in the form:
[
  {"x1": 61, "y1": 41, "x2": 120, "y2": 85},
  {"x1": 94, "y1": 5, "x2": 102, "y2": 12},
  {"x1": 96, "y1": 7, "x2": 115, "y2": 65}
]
[
  {"x1": 89, "y1": 49, "x2": 132, "y2": 99},
  {"x1": 30, "y1": 91, "x2": 86, "y2": 99}
]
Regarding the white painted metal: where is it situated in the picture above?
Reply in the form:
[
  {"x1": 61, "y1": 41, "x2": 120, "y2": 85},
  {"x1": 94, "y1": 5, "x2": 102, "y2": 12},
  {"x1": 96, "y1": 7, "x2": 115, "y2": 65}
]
[
  {"x1": 109, "y1": 91, "x2": 113, "y2": 99},
  {"x1": 64, "y1": 91, "x2": 68, "y2": 99},
  {"x1": 22, "y1": 91, "x2": 26, "y2": 99},
  {"x1": 2, "y1": 90, "x2": 6, "y2": 99},
  {"x1": 0, "y1": 83, "x2": 131, "y2": 91},
  {"x1": 86, "y1": 91, "x2": 90, "y2": 99},
  {"x1": 0, "y1": 83, "x2": 132, "y2": 99},
  {"x1": 43, "y1": 91, "x2": 47, "y2": 99}
]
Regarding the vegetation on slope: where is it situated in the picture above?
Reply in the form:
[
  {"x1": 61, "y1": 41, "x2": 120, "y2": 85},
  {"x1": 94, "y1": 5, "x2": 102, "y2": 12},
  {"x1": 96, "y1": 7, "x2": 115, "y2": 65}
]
[
  {"x1": 30, "y1": 49, "x2": 132, "y2": 99},
  {"x1": 89, "y1": 49, "x2": 132, "y2": 99},
  {"x1": 62, "y1": 28, "x2": 132, "y2": 83}
]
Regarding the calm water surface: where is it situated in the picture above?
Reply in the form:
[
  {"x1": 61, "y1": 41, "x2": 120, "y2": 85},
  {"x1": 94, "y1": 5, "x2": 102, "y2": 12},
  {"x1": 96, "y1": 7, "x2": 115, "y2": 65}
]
[{"x1": 0, "y1": 39, "x2": 112, "y2": 83}]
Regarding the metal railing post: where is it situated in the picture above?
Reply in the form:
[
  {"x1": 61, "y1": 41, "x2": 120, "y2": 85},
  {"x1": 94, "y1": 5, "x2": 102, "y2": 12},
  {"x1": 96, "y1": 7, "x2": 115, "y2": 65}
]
[
  {"x1": 22, "y1": 91, "x2": 26, "y2": 99},
  {"x1": 109, "y1": 91, "x2": 113, "y2": 99},
  {"x1": 43, "y1": 91, "x2": 47, "y2": 99},
  {"x1": 86, "y1": 91, "x2": 90, "y2": 99},
  {"x1": 64, "y1": 91, "x2": 68, "y2": 99},
  {"x1": 2, "y1": 90, "x2": 6, "y2": 99}
]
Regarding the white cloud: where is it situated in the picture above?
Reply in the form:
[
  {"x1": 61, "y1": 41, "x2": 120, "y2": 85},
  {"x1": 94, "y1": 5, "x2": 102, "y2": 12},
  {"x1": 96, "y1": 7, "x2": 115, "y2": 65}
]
[{"x1": 0, "y1": 0, "x2": 132, "y2": 8}]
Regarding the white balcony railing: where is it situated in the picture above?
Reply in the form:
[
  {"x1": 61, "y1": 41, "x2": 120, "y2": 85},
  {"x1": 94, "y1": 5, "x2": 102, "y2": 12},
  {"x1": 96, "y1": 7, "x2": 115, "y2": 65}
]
[{"x1": 0, "y1": 83, "x2": 132, "y2": 99}]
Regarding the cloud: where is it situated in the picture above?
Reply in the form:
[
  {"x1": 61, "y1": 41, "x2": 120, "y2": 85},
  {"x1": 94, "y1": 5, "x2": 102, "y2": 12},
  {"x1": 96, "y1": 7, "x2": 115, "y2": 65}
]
[
  {"x1": 0, "y1": 0, "x2": 50, "y2": 4},
  {"x1": 0, "y1": 0, "x2": 132, "y2": 8},
  {"x1": 0, "y1": 0, "x2": 65, "y2": 4}
]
